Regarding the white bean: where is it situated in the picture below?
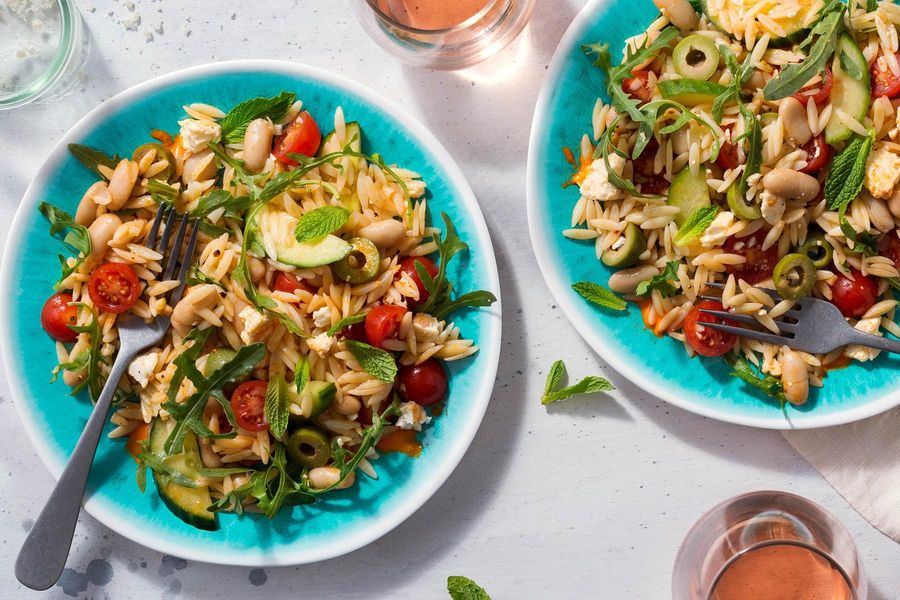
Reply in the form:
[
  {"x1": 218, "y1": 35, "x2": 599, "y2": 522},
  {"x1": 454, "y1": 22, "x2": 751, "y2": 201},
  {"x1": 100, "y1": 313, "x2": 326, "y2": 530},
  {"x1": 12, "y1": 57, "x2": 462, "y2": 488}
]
[
  {"x1": 867, "y1": 196, "x2": 895, "y2": 232},
  {"x1": 781, "y1": 350, "x2": 809, "y2": 405},
  {"x1": 248, "y1": 256, "x2": 267, "y2": 283},
  {"x1": 608, "y1": 265, "x2": 659, "y2": 294},
  {"x1": 333, "y1": 394, "x2": 361, "y2": 416},
  {"x1": 75, "y1": 181, "x2": 109, "y2": 226},
  {"x1": 653, "y1": 0, "x2": 698, "y2": 30},
  {"x1": 108, "y1": 159, "x2": 139, "y2": 210},
  {"x1": 308, "y1": 466, "x2": 355, "y2": 490},
  {"x1": 778, "y1": 97, "x2": 812, "y2": 145},
  {"x1": 888, "y1": 189, "x2": 900, "y2": 220},
  {"x1": 171, "y1": 284, "x2": 219, "y2": 337},
  {"x1": 242, "y1": 118, "x2": 273, "y2": 174},
  {"x1": 182, "y1": 148, "x2": 217, "y2": 183},
  {"x1": 87, "y1": 213, "x2": 123, "y2": 262},
  {"x1": 358, "y1": 219, "x2": 406, "y2": 248},
  {"x1": 762, "y1": 168, "x2": 820, "y2": 202}
]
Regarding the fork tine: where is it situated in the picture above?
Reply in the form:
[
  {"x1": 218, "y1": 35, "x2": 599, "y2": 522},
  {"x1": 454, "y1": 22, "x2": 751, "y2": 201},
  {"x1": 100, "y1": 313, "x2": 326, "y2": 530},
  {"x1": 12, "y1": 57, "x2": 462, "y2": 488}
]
[
  {"x1": 155, "y1": 207, "x2": 179, "y2": 254},
  {"x1": 146, "y1": 204, "x2": 170, "y2": 248},
  {"x1": 702, "y1": 321, "x2": 790, "y2": 346},
  {"x1": 699, "y1": 294, "x2": 723, "y2": 303},
  {"x1": 704, "y1": 281, "x2": 725, "y2": 290},
  {"x1": 162, "y1": 215, "x2": 190, "y2": 281},
  {"x1": 167, "y1": 219, "x2": 200, "y2": 307},
  {"x1": 699, "y1": 308, "x2": 760, "y2": 327}
]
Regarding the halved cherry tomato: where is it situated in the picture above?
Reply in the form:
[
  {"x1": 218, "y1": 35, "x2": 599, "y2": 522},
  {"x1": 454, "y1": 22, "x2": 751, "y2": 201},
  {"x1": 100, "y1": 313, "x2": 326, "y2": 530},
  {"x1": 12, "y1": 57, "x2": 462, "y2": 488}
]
[
  {"x1": 632, "y1": 138, "x2": 668, "y2": 194},
  {"x1": 880, "y1": 235, "x2": 900, "y2": 267},
  {"x1": 792, "y1": 66, "x2": 832, "y2": 106},
  {"x1": 870, "y1": 52, "x2": 900, "y2": 99},
  {"x1": 799, "y1": 134, "x2": 830, "y2": 175},
  {"x1": 622, "y1": 70, "x2": 654, "y2": 104},
  {"x1": 273, "y1": 271, "x2": 312, "y2": 295},
  {"x1": 341, "y1": 321, "x2": 368, "y2": 343},
  {"x1": 397, "y1": 256, "x2": 438, "y2": 308},
  {"x1": 397, "y1": 359, "x2": 448, "y2": 406},
  {"x1": 126, "y1": 422, "x2": 151, "y2": 461},
  {"x1": 41, "y1": 292, "x2": 79, "y2": 342},
  {"x1": 831, "y1": 270, "x2": 878, "y2": 318},
  {"x1": 364, "y1": 305, "x2": 407, "y2": 349},
  {"x1": 683, "y1": 300, "x2": 737, "y2": 357},
  {"x1": 88, "y1": 262, "x2": 140, "y2": 314},
  {"x1": 273, "y1": 111, "x2": 321, "y2": 165},
  {"x1": 230, "y1": 380, "x2": 269, "y2": 432},
  {"x1": 716, "y1": 124, "x2": 741, "y2": 171},
  {"x1": 723, "y1": 230, "x2": 779, "y2": 284}
]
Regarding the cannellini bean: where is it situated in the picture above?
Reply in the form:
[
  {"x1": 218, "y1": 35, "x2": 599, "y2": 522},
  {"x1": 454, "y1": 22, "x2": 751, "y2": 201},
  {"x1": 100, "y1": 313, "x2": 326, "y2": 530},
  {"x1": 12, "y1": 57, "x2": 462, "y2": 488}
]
[
  {"x1": 108, "y1": 159, "x2": 139, "y2": 210},
  {"x1": 87, "y1": 213, "x2": 123, "y2": 262},
  {"x1": 608, "y1": 265, "x2": 660, "y2": 294},
  {"x1": 888, "y1": 189, "x2": 900, "y2": 220},
  {"x1": 781, "y1": 350, "x2": 809, "y2": 405},
  {"x1": 653, "y1": 0, "x2": 697, "y2": 30},
  {"x1": 171, "y1": 284, "x2": 219, "y2": 337},
  {"x1": 243, "y1": 118, "x2": 274, "y2": 174},
  {"x1": 308, "y1": 466, "x2": 355, "y2": 490},
  {"x1": 75, "y1": 181, "x2": 109, "y2": 226},
  {"x1": 867, "y1": 196, "x2": 895, "y2": 232},
  {"x1": 333, "y1": 394, "x2": 362, "y2": 416},
  {"x1": 778, "y1": 97, "x2": 812, "y2": 145},
  {"x1": 182, "y1": 148, "x2": 217, "y2": 183},
  {"x1": 762, "y1": 168, "x2": 820, "y2": 202},
  {"x1": 358, "y1": 219, "x2": 406, "y2": 248},
  {"x1": 248, "y1": 256, "x2": 267, "y2": 283},
  {"x1": 747, "y1": 70, "x2": 766, "y2": 90}
]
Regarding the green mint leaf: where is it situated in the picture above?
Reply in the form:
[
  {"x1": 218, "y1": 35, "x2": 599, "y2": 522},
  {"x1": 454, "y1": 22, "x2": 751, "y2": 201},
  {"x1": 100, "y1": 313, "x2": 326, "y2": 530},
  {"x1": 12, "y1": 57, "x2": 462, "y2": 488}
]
[
  {"x1": 220, "y1": 91, "x2": 296, "y2": 143},
  {"x1": 264, "y1": 377, "x2": 290, "y2": 439},
  {"x1": 327, "y1": 312, "x2": 367, "y2": 336},
  {"x1": 447, "y1": 576, "x2": 491, "y2": 600},
  {"x1": 345, "y1": 340, "x2": 397, "y2": 383},
  {"x1": 542, "y1": 376, "x2": 616, "y2": 405},
  {"x1": 634, "y1": 261, "x2": 680, "y2": 298},
  {"x1": 294, "y1": 206, "x2": 350, "y2": 243},
  {"x1": 572, "y1": 281, "x2": 627, "y2": 311},
  {"x1": 825, "y1": 130, "x2": 875, "y2": 215},
  {"x1": 729, "y1": 356, "x2": 786, "y2": 404},
  {"x1": 67, "y1": 143, "x2": 120, "y2": 176},
  {"x1": 544, "y1": 360, "x2": 566, "y2": 396},
  {"x1": 294, "y1": 356, "x2": 310, "y2": 393},
  {"x1": 674, "y1": 206, "x2": 719, "y2": 245}
]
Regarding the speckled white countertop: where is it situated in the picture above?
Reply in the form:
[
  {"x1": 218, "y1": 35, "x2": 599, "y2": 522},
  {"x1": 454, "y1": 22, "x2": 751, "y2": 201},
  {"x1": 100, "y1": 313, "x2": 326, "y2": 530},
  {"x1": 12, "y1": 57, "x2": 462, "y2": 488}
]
[{"x1": 0, "y1": 1, "x2": 898, "y2": 598}]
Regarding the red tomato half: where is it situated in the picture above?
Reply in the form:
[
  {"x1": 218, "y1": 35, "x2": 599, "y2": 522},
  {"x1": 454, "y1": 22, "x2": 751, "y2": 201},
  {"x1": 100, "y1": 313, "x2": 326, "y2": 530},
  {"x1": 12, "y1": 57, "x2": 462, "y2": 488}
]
[
  {"x1": 230, "y1": 381, "x2": 269, "y2": 432},
  {"x1": 273, "y1": 111, "x2": 321, "y2": 165},
  {"x1": 632, "y1": 138, "x2": 669, "y2": 194},
  {"x1": 41, "y1": 292, "x2": 79, "y2": 342},
  {"x1": 365, "y1": 305, "x2": 407, "y2": 349},
  {"x1": 397, "y1": 256, "x2": 438, "y2": 308},
  {"x1": 683, "y1": 300, "x2": 737, "y2": 357},
  {"x1": 831, "y1": 270, "x2": 878, "y2": 318},
  {"x1": 273, "y1": 271, "x2": 312, "y2": 296},
  {"x1": 870, "y1": 52, "x2": 900, "y2": 99},
  {"x1": 880, "y1": 235, "x2": 900, "y2": 267},
  {"x1": 397, "y1": 359, "x2": 448, "y2": 406},
  {"x1": 792, "y1": 66, "x2": 832, "y2": 106},
  {"x1": 622, "y1": 70, "x2": 654, "y2": 104},
  {"x1": 799, "y1": 134, "x2": 830, "y2": 175},
  {"x1": 88, "y1": 263, "x2": 140, "y2": 314},
  {"x1": 723, "y1": 230, "x2": 779, "y2": 284},
  {"x1": 715, "y1": 124, "x2": 741, "y2": 171}
]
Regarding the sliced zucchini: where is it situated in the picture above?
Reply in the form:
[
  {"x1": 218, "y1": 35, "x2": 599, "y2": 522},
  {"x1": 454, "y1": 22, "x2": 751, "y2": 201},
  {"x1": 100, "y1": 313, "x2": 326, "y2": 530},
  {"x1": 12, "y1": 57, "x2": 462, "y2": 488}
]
[
  {"x1": 824, "y1": 33, "x2": 871, "y2": 145},
  {"x1": 602, "y1": 223, "x2": 646, "y2": 268},
  {"x1": 658, "y1": 79, "x2": 729, "y2": 106},
  {"x1": 148, "y1": 418, "x2": 217, "y2": 531},
  {"x1": 257, "y1": 205, "x2": 351, "y2": 268},
  {"x1": 668, "y1": 167, "x2": 711, "y2": 227},
  {"x1": 318, "y1": 121, "x2": 362, "y2": 156},
  {"x1": 703, "y1": 0, "x2": 823, "y2": 44},
  {"x1": 288, "y1": 381, "x2": 336, "y2": 420}
]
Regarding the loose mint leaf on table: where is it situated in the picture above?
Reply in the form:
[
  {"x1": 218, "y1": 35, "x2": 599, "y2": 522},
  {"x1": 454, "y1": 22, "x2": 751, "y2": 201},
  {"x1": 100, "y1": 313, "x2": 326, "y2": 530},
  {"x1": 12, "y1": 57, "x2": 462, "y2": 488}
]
[
  {"x1": 220, "y1": 91, "x2": 296, "y2": 143},
  {"x1": 541, "y1": 359, "x2": 615, "y2": 405},
  {"x1": 447, "y1": 576, "x2": 491, "y2": 600},
  {"x1": 571, "y1": 281, "x2": 626, "y2": 311}
]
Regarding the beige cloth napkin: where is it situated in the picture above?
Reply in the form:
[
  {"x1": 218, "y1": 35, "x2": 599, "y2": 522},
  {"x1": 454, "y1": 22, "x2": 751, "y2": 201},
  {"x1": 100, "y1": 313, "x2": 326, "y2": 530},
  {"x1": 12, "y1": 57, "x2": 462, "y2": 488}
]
[{"x1": 782, "y1": 407, "x2": 900, "y2": 542}]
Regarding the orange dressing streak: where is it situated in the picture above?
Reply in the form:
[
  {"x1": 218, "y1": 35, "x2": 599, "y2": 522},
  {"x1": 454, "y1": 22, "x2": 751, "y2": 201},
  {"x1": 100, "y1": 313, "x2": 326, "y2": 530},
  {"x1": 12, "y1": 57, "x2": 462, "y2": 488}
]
[
  {"x1": 377, "y1": 429, "x2": 422, "y2": 457},
  {"x1": 126, "y1": 422, "x2": 151, "y2": 462},
  {"x1": 638, "y1": 300, "x2": 666, "y2": 337},
  {"x1": 562, "y1": 146, "x2": 593, "y2": 189}
]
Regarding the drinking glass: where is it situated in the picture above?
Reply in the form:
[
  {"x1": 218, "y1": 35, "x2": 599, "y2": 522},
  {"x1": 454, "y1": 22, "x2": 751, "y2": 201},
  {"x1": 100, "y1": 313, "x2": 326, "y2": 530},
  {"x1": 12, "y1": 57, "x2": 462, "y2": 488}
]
[
  {"x1": 672, "y1": 491, "x2": 867, "y2": 600},
  {"x1": 351, "y1": 0, "x2": 536, "y2": 70}
]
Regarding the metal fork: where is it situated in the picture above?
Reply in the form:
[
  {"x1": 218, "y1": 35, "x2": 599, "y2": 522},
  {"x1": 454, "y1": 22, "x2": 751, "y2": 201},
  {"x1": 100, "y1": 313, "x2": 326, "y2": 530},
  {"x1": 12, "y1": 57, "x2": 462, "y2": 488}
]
[
  {"x1": 698, "y1": 281, "x2": 900, "y2": 354},
  {"x1": 15, "y1": 206, "x2": 199, "y2": 591}
]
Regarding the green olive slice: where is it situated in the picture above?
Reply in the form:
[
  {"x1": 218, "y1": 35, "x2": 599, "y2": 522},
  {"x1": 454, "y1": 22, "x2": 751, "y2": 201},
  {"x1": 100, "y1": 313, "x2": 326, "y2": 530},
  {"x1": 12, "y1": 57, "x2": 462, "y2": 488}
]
[
  {"x1": 773, "y1": 253, "x2": 817, "y2": 300},
  {"x1": 726, "y1": 182, "x2": 762, "y2": 220},
  {"x1": 795, "y1": 231, "x2": 833, "y2": 269},
  {"x1": 286, "y1": 427, "x2": 332, "y2": 468},
  {"x1": 333, "y1": 237, "x2": 380, "y2": 284},
  {"x1": 602, "y1": 223, "x2": 646, "y2": 268},
  {"x1": 673, "y1": 35, "x2": 721, "y2": 81},
  {"x1": 131, "y1": 143, "x2": 176, "y2": 182}
]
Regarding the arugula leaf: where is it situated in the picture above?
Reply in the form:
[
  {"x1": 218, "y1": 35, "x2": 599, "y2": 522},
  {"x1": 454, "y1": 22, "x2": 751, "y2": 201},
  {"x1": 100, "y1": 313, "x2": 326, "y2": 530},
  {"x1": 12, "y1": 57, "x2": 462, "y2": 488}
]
[
  {"x1": 448, "y1": 576, "x2": 492, "y2": 600},
  {"x1": 327, "y1": 312, "x2": 367, "y2": 336},
  {"x1": 293, "y1": 356, "x2": 310, "y2": 393},
  {"x1": 294, "y1": 206, "x2": 350, "y2": 243},
  {"x1": 67, "y1": 143, "x2": 120, "y2": 176},
  {"x1": 137, "y1": 448, "x2": 200, "y2": 489},
  {"x1": 220, "y1": 91, "x2": 296, "y2": 143},
  {"x1": 186, "y1": 265, "x2": 225, "y2": 289},
  {"x1": 713, "y1": 45, "x2": 755, "y2": 123},
  {"x1": 571, "y1": 281, "x2": 627, "y2": 311},
  {"x1": 635, "y1": 261, "x2": 680, "y2": 298},
  {"x1": 65, "y1": 304, "x2": 106, "y2": 402},
  {"x1": 50, "y1": 352, "x2": 89, "y2": 383},
  {"x1": 345, "y1": 340, "x2": 398, "y2": 383},
  {"x1": 840, "y1": 218, "x2": 879, "y2": 257},
  {"x1": 675, "y1": 206, "x2": 719, "y2": 245},
  {"x1": 540, "y1": 359, "x2": 615, "y2": 405},
  {"x1": 763, "y1": 4, "x2": 845, "y2": 100},
  {"x1": 39, "y1": 202, "x2": 92, "y2": 288},
  {"x1": 264, "y1": 376, "x2": 290, "y2": 439},
  {"x1": 192, "y1": 189, "x2": 249, "y2": 219},
  {"x1": 729, "y1": 356, "x2": 786, "y2": 404},
  {"x1": 147, "y1": 179, "x2": 179, "y2": 205},
  {"x1": 432, "y1": 290, "x2": 497, "y2": 321},
  {"x1": 824, "y1": 130, "x2": 875, "y2": 215}
]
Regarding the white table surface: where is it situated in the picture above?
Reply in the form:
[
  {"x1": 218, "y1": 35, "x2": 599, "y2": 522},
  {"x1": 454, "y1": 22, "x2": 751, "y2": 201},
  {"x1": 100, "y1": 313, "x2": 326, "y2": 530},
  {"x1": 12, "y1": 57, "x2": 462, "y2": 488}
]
[{"x1": 1, "y1": 1, "x2": 899, "y2": 598}]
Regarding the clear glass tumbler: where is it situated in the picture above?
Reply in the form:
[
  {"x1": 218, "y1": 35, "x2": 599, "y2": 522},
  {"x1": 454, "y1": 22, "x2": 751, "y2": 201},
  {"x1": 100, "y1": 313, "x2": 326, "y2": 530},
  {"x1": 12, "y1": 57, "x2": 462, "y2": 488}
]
[
  {"x1": 351, "y1": 0, "x2": 536, "y2": 70},
  {"x1": 672, "y1": 491, "x2": 867, "y2": 600}
]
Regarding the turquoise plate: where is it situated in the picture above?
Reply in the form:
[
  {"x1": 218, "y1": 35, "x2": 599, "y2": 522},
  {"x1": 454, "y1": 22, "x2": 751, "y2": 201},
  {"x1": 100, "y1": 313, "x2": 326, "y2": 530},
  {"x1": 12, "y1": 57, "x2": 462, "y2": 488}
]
[
  {"x1": 526, "y1": 0, "x2": 900, "y2": 429},
  {"x1": 0, "y1": 61, "x2": 501, "y2": 565}
]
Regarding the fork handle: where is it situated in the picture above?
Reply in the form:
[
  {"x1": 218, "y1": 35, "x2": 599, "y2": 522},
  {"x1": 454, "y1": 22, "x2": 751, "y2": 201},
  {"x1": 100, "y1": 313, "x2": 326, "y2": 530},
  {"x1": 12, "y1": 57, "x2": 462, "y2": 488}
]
[
  {"x1": 847, "y1": 330, "x2": 900, "y2": 354},
  {"x1": 15, "y1": 349, "x2": 137, "y2": 591}
]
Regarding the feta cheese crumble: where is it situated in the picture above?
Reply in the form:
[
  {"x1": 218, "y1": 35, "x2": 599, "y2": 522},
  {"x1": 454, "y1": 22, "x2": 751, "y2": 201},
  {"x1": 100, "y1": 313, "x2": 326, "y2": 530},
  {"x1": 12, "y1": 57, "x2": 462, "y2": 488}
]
[
  {"x1": 395, "y1": 401, "x2": 431, "y2": 431},
  {"x1": 578, "y1": 154, "x2": 626, "y2": 202},
  {"x1": 178, "y1": 118, "x2": 221, "y2": 153}
]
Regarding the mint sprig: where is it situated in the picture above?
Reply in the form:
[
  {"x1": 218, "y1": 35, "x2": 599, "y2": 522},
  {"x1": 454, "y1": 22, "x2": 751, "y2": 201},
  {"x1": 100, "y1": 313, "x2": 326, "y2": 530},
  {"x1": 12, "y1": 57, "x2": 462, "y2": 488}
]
[
  {"x1": 825, "y1": 130, "x2": 875, "y2": 216},
  {"x1": 541, "y1": 359, "x2": 615, "y2": 405},
  {"x1": 345, "y1": 340, "x2": 398, "y2": 383},
  {"x1": 674, "y1": 206, "x2": 719, "y2": 245},
  {"x1": 294, "y1": 206, "x2": 350, "y2": 243},
  {"x1": 635, "y1": 261, "x2": 680, "y2": 298},
  {"x1": 220, "y1": 91, "x2": 296, "y2": 143},
  {"x1": 264, "y1": 376, "x2": 290, "y2": 439}
]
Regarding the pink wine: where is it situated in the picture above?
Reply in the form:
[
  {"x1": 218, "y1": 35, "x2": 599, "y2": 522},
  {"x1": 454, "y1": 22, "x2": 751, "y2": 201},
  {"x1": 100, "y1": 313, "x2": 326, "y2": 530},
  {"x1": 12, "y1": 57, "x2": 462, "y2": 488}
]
[{"x1": 375, "y1": 0, "x2": 491, "y2": 30}]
